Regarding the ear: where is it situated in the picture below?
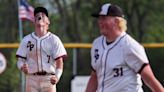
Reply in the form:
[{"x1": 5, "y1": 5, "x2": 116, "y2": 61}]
[
  {"x1": 47, "y1": 18, "x2": 50, "y2": 25},
  {"x1": 46, "y1": 17, "x2": 50, "y2": 25}
]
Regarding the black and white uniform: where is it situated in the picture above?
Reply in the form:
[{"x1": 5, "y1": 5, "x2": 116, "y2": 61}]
[
  {"x1": 91, "y1": 32, "x2": 149, "y2": 92},
  {"x1": 16, "y1": 32, "x2": 67, "y2": 92},
  {"x1": 16, "y1": 32, "x2": 67, "y2": 73}
]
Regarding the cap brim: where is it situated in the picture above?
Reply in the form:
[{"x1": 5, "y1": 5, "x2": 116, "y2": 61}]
[{"x1": 91, "y1": 14, "x2": 110, "y2": 18}]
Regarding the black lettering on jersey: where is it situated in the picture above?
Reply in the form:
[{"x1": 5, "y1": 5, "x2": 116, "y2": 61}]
[
  {"x1": 47, "y1": 55, "x2": 50, "y2": 63},
  {"x1": 27, "y1": 41, "x2": 34, "y2": 51},
  {"x1": 94, "y1": 49, "x2": 99, "y2": 62},
  {"x1": 113, "y1": 67, "x2": 123, "y2": 77}
]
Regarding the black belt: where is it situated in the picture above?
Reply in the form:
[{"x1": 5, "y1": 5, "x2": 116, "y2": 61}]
[{"x1": 32, "y1": 71, "x2": 55, "y2": 75}]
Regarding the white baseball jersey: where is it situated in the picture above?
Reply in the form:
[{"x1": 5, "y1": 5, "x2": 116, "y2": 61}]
[
  {"x1": 16, "y1": 32, "x2": 67, "y2": 74},
  {"x1": 91, "y1": 32, "x2": 149, "y2": 92}
]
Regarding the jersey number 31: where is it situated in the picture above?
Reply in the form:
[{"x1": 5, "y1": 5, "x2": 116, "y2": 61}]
[{"x1": 113, "y1": 67, "x2": 123, "y2": 77}]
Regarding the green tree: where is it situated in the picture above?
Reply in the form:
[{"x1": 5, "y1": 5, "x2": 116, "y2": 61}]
[{"x1": 0, "y1": 0, "x2": 20, "y2": 92}]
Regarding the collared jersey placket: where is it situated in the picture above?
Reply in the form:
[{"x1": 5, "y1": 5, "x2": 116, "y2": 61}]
[
  {"x1": 101, "y1": 48, "x2": 108, "y2": 92},
  {"x1": 100, "y1": 33, "x2": 126, "y2": 92},
  {"x1": 37, "y1": 39, "x2": 42, "y2": 72}
]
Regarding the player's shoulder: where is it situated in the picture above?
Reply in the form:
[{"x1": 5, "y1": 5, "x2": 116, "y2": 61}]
[
  {"x1": 92, "y1": 35, "x2": 103, "y2": 45},
  {"x1": 23, "y1": 33, "x2": 32, "y2": 38},
  {"x1": 48, "y1": 32, "x2": 59, "y2": 39},
  {"x1": 21, "y1": 33, "x2": 33, "y2": 42},
  {"x1": 122, "y1": 34, "x2": 144, "y2": 50}
]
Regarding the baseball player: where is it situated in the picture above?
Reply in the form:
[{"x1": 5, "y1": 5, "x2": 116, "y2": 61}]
[
  {"x1": 85, "y1": 3, "x2": 164, "y2": 92},
  {"x1": 16, "y1": 7, "x2": 67, "y2": 92}
]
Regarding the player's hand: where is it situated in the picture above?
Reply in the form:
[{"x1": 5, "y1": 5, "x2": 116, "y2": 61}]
[
  {"x1": 21, "y1": 64, "x2": 28, "y2": 74},
  {"x1": 50, "y1": 75, "x2": 59, "y2": 85}
]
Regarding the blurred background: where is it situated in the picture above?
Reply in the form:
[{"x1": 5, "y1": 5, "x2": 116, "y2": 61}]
[{"x1": 0, "y1": 0, "x2": 164, "y2": 92}]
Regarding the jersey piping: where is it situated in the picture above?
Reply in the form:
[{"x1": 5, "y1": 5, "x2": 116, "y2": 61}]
[
  {"x1": 31, "y1": 32, "x2": 52, "y2": 72},
  {"x1": 102, "y1": 37, "x2": 105, "y2": 49},
  {"x1": 138, "y1": 63, "x2": 149, "y2": 74},
  {"x1": 40, "y1": 33, "x2": 51, "y2": 72},
  {"x1": 16, "y1": 55, "x2": 27, "y2": 60},
  {"x1": 31, "y1": 34, "x2": 39, "y2": 72},
  {"x1": 101, "y1": 34, "x2": 127, "y2": 92}
]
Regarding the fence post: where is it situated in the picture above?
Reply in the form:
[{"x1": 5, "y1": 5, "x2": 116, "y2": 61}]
[{"x1": 72, "y1": 48, "x2": 77, "y2": 78}]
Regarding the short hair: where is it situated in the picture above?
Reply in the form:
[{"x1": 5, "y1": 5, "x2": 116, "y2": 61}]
[{"x1": 34, "y1": 7, "x2": 48, "y2": 17}]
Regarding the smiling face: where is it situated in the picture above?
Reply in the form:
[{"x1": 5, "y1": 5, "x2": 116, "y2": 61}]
[{"x1": 98, "y1": 16, "x2": 117, "y2": 36}]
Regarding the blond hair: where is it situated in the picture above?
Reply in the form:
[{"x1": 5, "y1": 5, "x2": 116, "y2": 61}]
[{"x1": 117, "y1": 17, "x2": 127, "y2": 32}]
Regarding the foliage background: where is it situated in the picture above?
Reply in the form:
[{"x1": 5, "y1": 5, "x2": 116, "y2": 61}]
[{"x1": 0, "y1": 0, "x2": 164, "y2": 92}]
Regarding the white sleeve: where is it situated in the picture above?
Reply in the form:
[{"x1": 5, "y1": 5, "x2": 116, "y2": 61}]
[
  {"x1": 52, "y1": 37, "x2": 67, "y2": 60},
  {"x1": 17, "y1": 58, "x2": 26, "y2": 70},
  {"x1": 91, "y1": 46, "x2": 96, "y2": 71},
  {"x1": 16, "y1": 39, "x2": 27, "y2": 58},
  {"x1": 123, "y1": 42, "x2": 149, "y2": 73}
]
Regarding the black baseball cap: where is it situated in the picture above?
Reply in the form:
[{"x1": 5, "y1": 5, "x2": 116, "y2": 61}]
[
  {"x1": 92, "y1": 3, "x2": 124, "y2": 18},
  {"x1": 34, "y1": 7, "x2": 48, "y2": 17}
]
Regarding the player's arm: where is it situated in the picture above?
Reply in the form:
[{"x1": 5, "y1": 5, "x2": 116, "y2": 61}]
[
  {"x1": 50, "y1": 57, "x2": 63, "y2": 84},
  {"x1": 17, "y1": 56, "x2": 28, "y2": 74},
  {"x1": 17, "y1": 57, "x2": 25, "y2": 70},
  {"x1": 140, "y1": 64, "x2": 164, "y2": 92},
  {"x1": 85, "y1": 70, "x2": 98, "y2": 92},
  {"x1": 55, "y1": 57, "x2": 63, "y2": 80}
]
